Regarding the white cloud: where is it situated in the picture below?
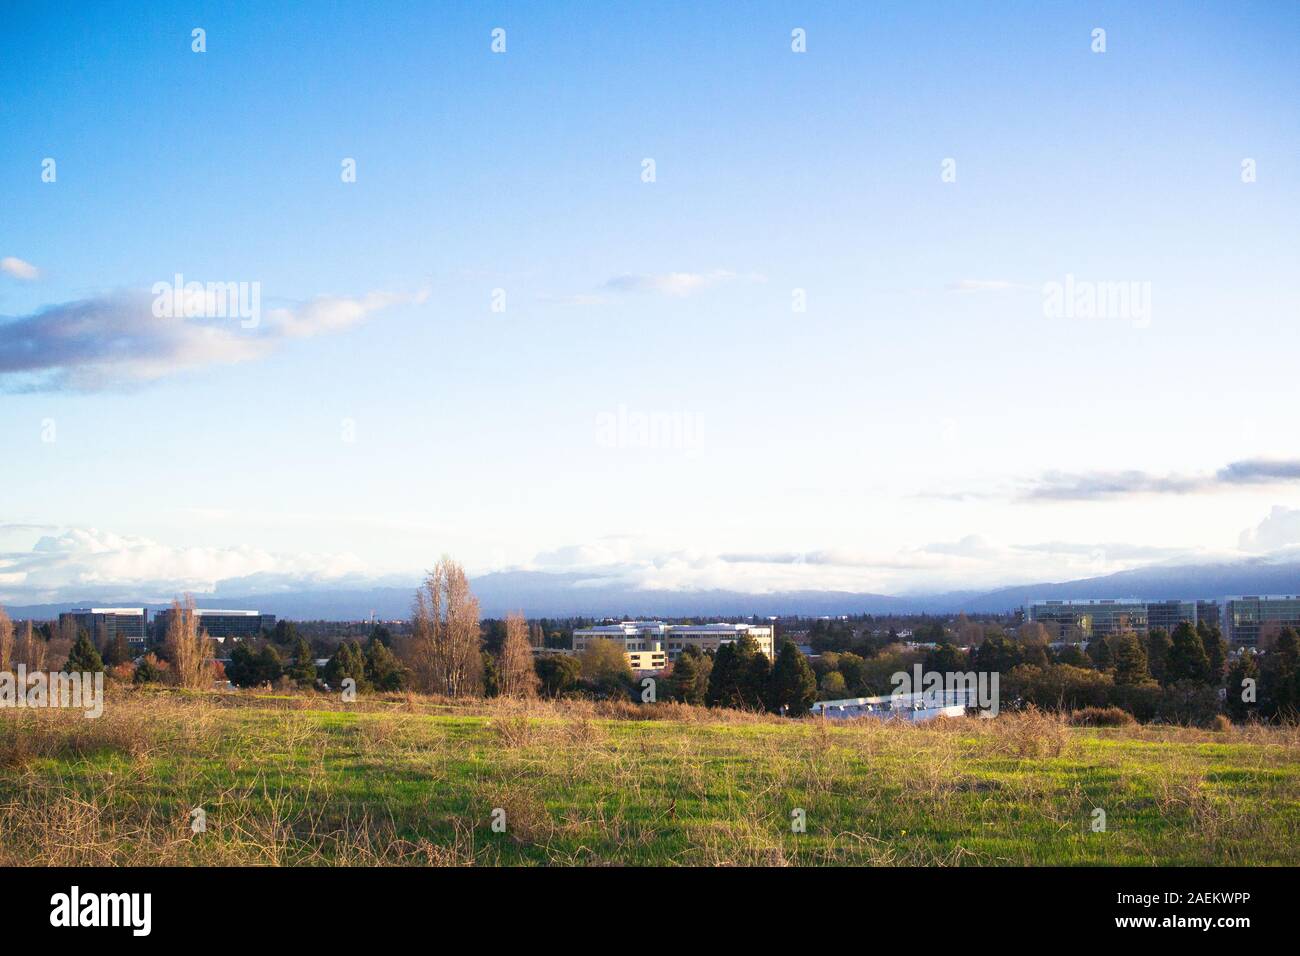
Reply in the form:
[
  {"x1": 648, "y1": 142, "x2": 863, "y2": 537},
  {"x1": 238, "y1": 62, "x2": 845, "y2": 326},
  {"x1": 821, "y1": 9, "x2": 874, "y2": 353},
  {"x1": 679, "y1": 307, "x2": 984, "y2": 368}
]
[
  {"x1": 0, "y1": 288, "x2": 422, "y2": 391},
  {"x1": 513, "y1": 533, "x2": 1200, "y2": 595},
  {"x1": 1, "y1": 257, "x2": 40, "y2": 280},
  {"x1": 0, "y1": 523, "x2": 1251, "y2": 608},
  {"x1": 1239, "y1": 505, "x2": 1300, "y2": 552},
  {"x1": 0, "y1": 526, "x2": 372, "y2": 605},
  {"x1": 269, "y1": 290, "x2": 426, "y2": 339}
]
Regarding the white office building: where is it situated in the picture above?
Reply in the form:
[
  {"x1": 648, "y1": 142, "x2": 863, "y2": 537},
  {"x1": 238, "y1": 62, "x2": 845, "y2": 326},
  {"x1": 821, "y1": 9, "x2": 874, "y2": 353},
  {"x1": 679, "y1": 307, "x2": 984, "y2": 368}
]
[{"x1": 572, "y1": 621, "x2": 776, "y2": 672}]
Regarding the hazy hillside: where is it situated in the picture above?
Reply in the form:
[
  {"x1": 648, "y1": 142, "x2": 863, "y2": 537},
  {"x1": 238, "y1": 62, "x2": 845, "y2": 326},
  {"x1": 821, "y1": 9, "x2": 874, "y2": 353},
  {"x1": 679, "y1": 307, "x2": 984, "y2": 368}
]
[{"x1": 8, "y1": 558, "x2": 1300, "y2": 621}]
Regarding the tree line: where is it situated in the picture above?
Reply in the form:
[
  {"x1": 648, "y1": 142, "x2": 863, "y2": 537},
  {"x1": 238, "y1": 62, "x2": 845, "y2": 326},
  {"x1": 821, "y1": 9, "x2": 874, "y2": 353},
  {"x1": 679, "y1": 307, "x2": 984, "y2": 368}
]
[{"x1": 801, "y1": 617, "x2": 1298, "y2": 725}]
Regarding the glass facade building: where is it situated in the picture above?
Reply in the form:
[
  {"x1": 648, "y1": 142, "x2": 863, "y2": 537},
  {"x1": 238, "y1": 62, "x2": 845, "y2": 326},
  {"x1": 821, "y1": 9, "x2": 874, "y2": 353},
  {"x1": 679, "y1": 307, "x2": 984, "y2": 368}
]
[
  {"x1": 59, "y1": 608, "x2": 148, "y2": 646},
  {"x1": 1027, "y1": 600, "x2": 1148, "y2": 639},
  {"x1": 153, "y1": 608, "x2": 275, "y2": 642},
  {"x1": 1223, "y1": 596, "x2": 1300, "y2": 647},
  {"x1": 1196, "y1": 600, "x2": 1221, "y2": 631},
  {"x1": 1027, "y1": 599, "x2": 1223, "y2": 640},
  {"x1": 1145, "y1": 600, "x2": 1197, "y2": 634}
]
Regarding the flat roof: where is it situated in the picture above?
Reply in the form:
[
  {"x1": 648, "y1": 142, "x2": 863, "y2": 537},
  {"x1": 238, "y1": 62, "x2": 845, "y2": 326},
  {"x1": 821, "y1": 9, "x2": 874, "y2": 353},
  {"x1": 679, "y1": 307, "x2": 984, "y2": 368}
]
[
  {"x1": 1029, "y1": 599, "x2": 1144, "y2": 606},
  {"x1": 155, "y1": 608, "x2": 264, "y2": 616}
]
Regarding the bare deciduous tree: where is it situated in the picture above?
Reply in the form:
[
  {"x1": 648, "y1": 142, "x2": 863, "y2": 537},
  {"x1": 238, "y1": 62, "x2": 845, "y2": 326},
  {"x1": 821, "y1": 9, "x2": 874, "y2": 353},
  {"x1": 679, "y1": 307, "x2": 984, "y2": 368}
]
[
  {"x1": 0, "y1": 606, "x2": 13, "y2": 672},
  {"x1": 498, "y1": 611, "x2": 539, "y2": 698},
  {"x1": 164, "y1": 595, "x2": 214, "y2": 690},
  {"x1": 408, "y1": 557, "x2": 483, "y2": 697},
  {"x1": 16, "y1": 620, "x2": 46, "y2": 671}
]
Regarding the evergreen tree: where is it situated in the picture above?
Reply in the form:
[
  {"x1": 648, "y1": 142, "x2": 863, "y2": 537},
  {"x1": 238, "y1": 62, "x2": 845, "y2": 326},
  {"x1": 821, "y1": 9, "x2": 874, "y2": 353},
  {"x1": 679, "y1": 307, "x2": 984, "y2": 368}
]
[
  {"x1": 1087, "y1": 636, "x2": 1113, "y2": 670},
  {"x1": 1019, "y1": 641, "x2": 1051, "y2": 668},
  {"x1": 1055, "y1": 644, "x2": 1091, "y2": 668},
  {"x1": 973, "y1": 634, "x2": 1022, "y2": 674},
  {"x1": 133, "y1": 653, "x2": 165, "y2": 685},
  {"x1": 706, "y1": 642, "x2": 745, "y2": 708},
  {"x1": 768, "y1": 641, "x2": 817, "y2": 716},
  {"x1": 365, "y1": 638, "x2": 407, "y2": 691},
  {"x1": 226, "y1": 641, "x2": 257, "y2": 687},
  {"x1": 741, "y1": 638, "x2": 773, "y2": 710},
  {"x1": 1112, "y1": 631, "x2": 1152, "y2": 686},
  {"x1": 255, "y1": 643, "x2": 284, "y2": 685},
  {"x1": 227, "y1": 641, "x2": 284, "y2": 687},
  {"x1": 535, "y1": 654, "x2": 581, "y2": 697},
  {"x1": 1261, "y1": 628, "x2": 1300, "y2": 718},
  {"x1": 288, "y1": 636, "x2": 318, "y2": 686},
  {"x1": 1199, "y1": 623, "x2": 1228, "y2": 684},
  {"x1": 63, "y1": 629, "x2": 104, "y2": 673},
  {"x1": 672, "y1": 646, "x2": 712, "y2": 705},
  {"x1": 272, "y1": 620, "x2": 299, "y2": 646},
  {"x1": 924, "y1": 642, "x2": 967, "y2": 673},
  {"x1": 702, "y1": 635, "x2": 770, "y2": 710},
  {"x1": 1165, "y1": 622, "x2": 1210, "y2": 685},
  {"x1": 1145, "y1": 629, "x2": 1172, "y2": 683},
  {"x1": 1224, "y1": 651, "x2": 1259, "y2": 722},
  {"x1": 669, "y1": 647, "x2": 704, "y2": 704},
  {"x1": 324, "y1": 640, "x2": 369, "y2": 692},
  {"x1": 480, "y1": 650, "x2": 500, "y2": 696}
]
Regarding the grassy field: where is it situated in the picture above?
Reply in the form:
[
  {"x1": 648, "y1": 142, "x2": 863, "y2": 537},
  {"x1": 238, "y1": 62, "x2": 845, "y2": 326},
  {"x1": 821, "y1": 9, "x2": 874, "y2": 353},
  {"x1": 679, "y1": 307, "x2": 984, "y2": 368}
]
[{"x1": 1, "y1": 688, "x2": 1297, "y2": 865}]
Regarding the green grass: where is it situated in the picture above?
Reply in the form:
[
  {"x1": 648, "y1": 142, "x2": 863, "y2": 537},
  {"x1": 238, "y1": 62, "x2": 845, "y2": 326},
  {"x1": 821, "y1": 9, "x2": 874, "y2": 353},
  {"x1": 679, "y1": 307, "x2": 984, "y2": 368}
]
[{"x1": 1, "y1": 689, "x2": 1297, "y2": 865}]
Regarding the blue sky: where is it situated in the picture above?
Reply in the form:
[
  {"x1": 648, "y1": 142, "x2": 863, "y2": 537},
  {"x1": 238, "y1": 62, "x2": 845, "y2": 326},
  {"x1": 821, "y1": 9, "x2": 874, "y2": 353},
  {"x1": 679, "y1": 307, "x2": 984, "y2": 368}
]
[{"x1": 2, "y1": 1, "x2": 1299, "y2": 604}]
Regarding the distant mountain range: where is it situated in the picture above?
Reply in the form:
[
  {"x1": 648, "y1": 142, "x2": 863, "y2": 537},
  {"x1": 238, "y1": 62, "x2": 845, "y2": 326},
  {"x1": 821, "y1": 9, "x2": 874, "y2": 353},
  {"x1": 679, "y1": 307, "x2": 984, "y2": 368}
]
[{"x1": 8, "y1": 557, "x2": 1300, "y2": 621}]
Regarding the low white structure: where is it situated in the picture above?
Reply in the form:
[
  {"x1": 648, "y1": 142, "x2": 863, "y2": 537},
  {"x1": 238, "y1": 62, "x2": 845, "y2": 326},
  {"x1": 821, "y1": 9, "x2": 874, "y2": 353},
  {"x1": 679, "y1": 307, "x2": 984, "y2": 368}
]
[
  {"x1": 572, "y1": 620, "x2": 775, "y2": 672},
  {"x1": 810, "y1": 690, "x2": 973, "y2": 723}
]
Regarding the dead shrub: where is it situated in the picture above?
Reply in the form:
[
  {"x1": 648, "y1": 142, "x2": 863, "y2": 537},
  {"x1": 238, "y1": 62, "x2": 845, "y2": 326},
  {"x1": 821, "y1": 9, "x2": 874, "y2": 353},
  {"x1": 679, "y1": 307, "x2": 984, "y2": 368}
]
[
  {"x1": 491, "y1": 715, "x2": 533, "y2": 748},
  {"x1": 1068, "y1": 706, "x2": 1137, "y2": 728},
  {"x1": 991, "y1": 707, "x2": 1070, "y2": 758}
]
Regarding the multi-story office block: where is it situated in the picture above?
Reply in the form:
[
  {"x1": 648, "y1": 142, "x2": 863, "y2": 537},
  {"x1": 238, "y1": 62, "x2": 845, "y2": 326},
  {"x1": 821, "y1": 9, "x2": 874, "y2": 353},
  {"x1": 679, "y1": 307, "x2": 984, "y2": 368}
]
[
  {"x1": 1196, "y1": 600, "x2": 1221, "y2": 631},
  {"x1": 59, "y1": 608, "x2": 148, "y2": 647},
  {"x1": 1223, "y1": 596, "x2": 1300, "y2": 647},
  {"x1": 1026, "y1": 600, "x2": 1148, "y2": 639},
  {"x1": 1145, "y1": 600, "x2": 1198, "y2": 634},
  {"x1": 153, "y1": 608, "x2": 275, "y2": 643},
  {"x1": 1027, "y1": 599, "x2": 1224, "y2": 640}
]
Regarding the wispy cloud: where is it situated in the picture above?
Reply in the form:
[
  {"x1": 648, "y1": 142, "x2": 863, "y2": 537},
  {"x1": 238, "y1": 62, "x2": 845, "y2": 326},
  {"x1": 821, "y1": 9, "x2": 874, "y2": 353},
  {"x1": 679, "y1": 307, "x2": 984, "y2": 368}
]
[
  {"x1": 0, "y1": 288, "x2": 423, "y2": 392},
  {"x1": 539, "y1": 270, "x2": 763, "y2": 308},
  {"x1": 603, "y1": 270, "x2": 740, "y2": 297},
  {"x1": 946, "y1": 278, "x2": 1024, "y2": 293},
  {"x1": 535, "y1": 292, "x2": 612, "y2": 307},
  {"x1": 1, "y1": 256, "x2": 40, "y2": 280},
  {"x1": 1019, "y1": 458, "x2": 1300, "y2": 501}
]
